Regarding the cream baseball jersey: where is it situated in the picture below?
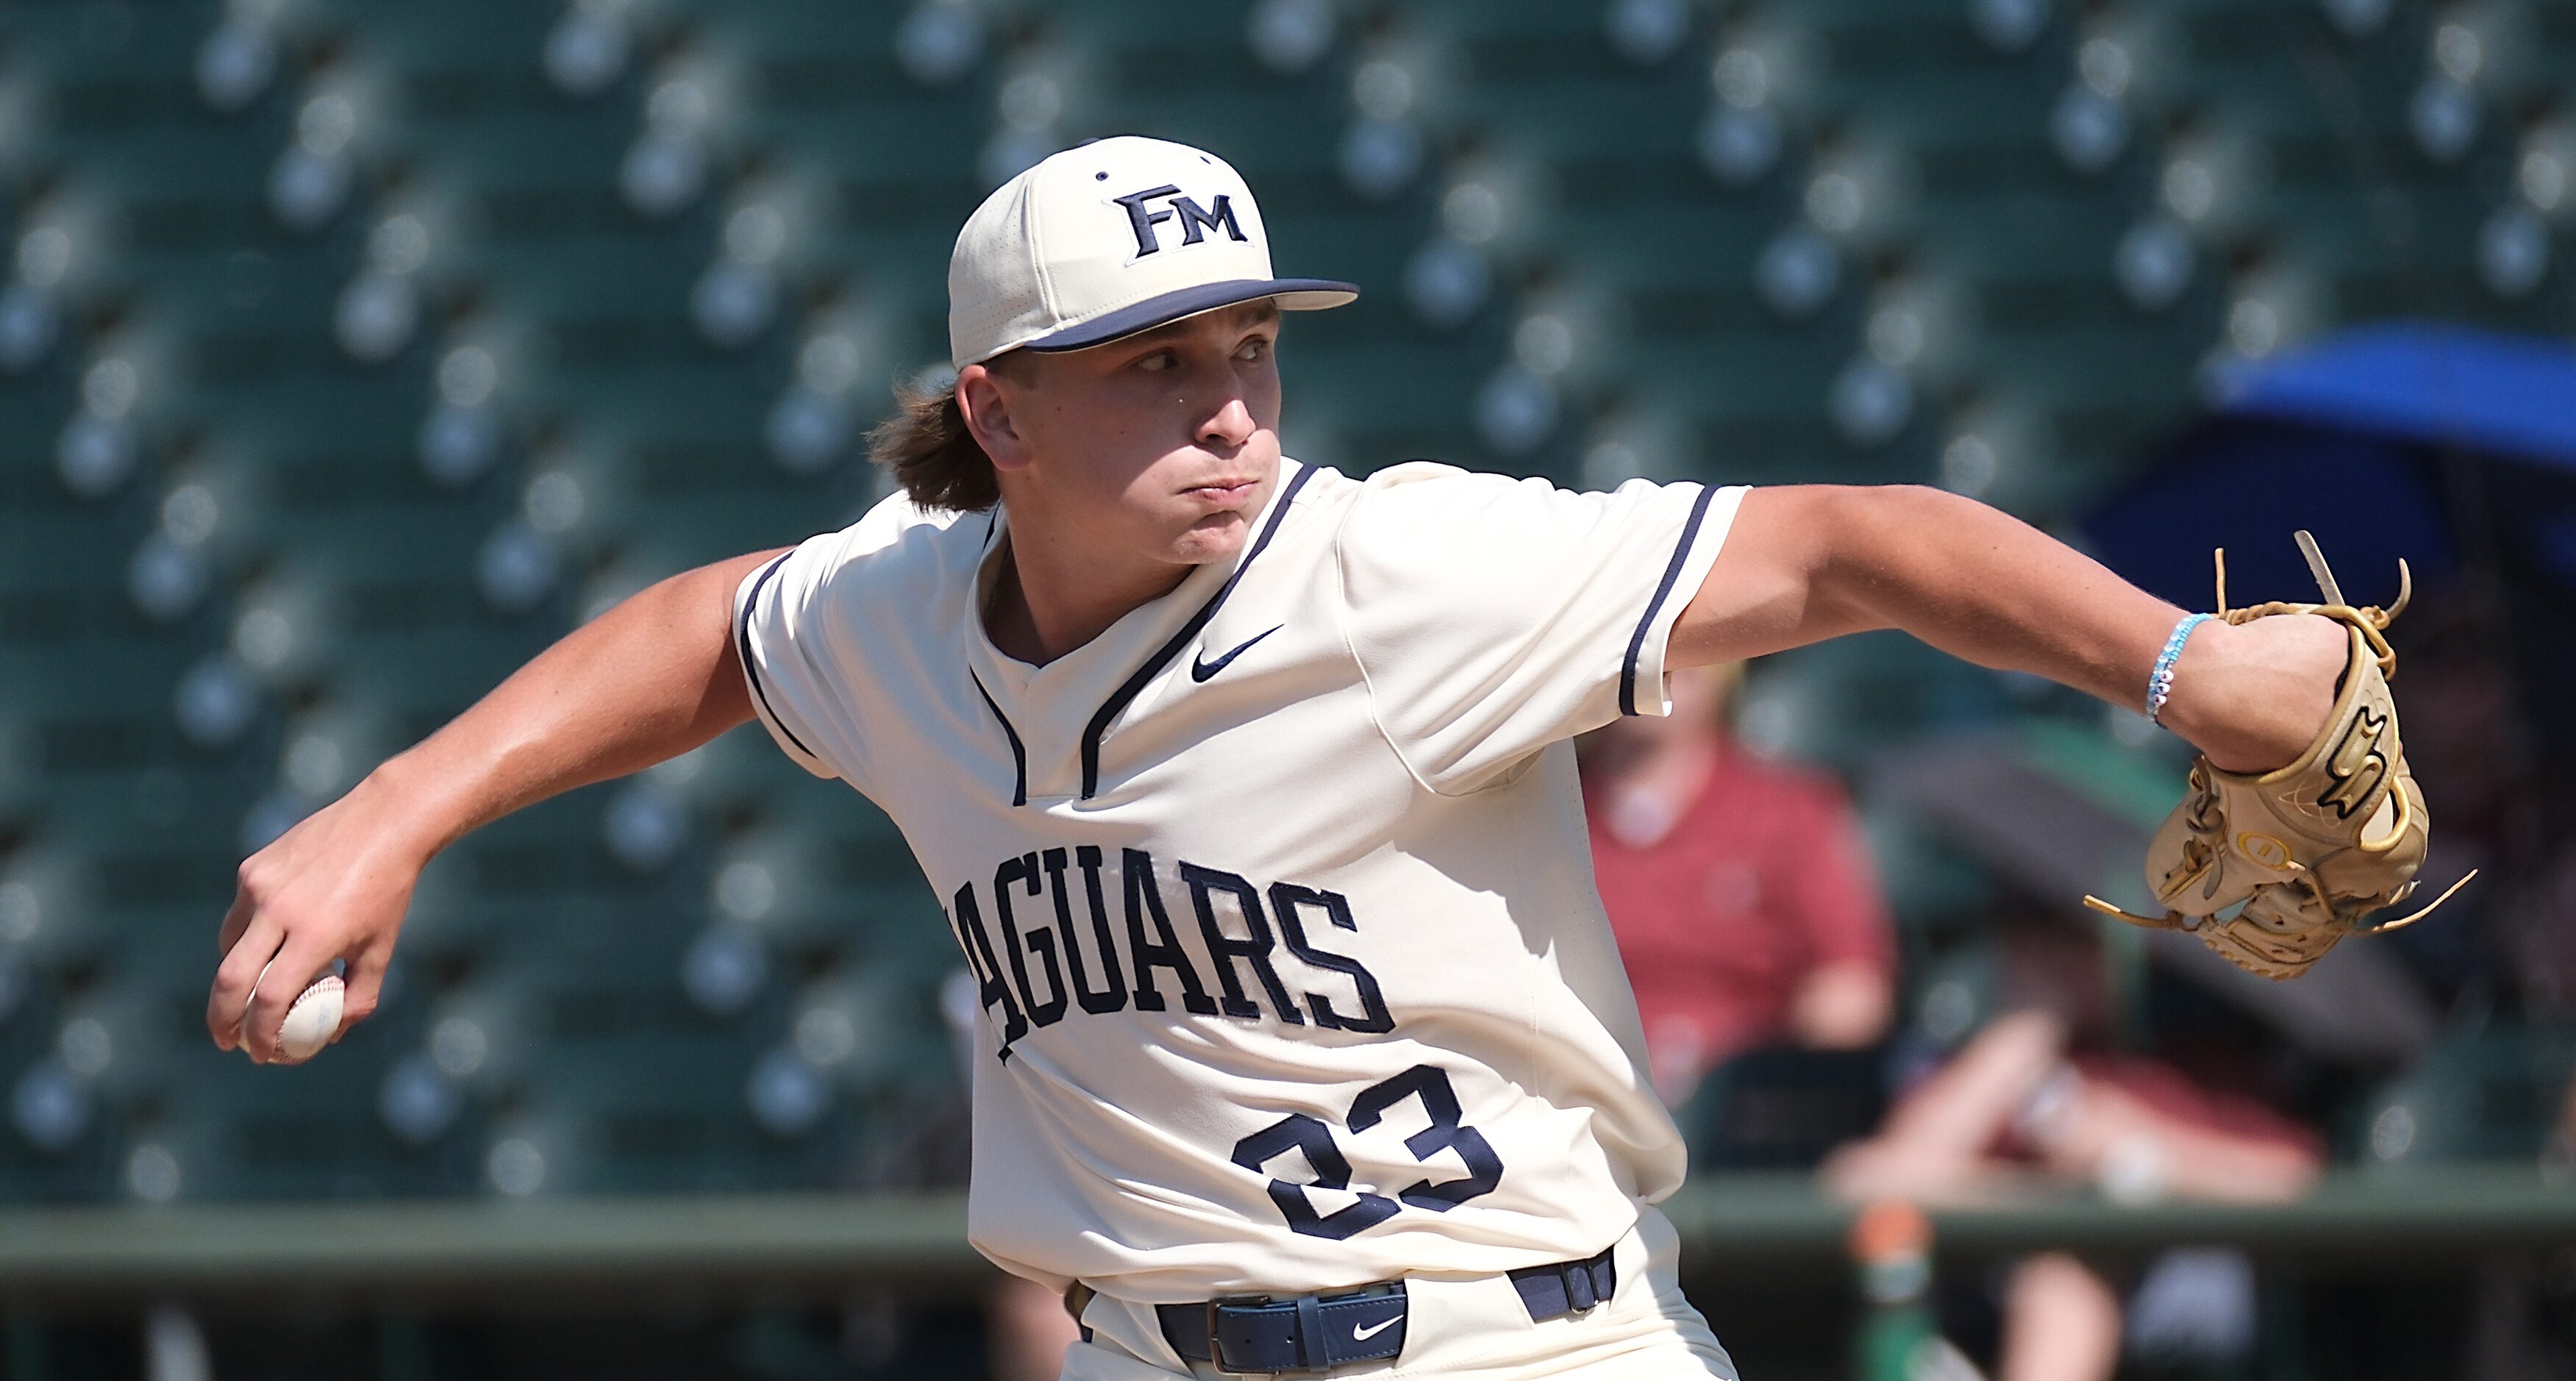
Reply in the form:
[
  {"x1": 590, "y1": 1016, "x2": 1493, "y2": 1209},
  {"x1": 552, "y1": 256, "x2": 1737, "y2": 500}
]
[{"x1": 734, "y1": 458, "x2": 1746, "y2": 1302}]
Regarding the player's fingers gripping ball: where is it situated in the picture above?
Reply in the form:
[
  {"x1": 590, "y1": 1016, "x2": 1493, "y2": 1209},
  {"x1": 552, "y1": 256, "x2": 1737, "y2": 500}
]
[
  {"x1": 238, "y1": 958, "x2": 346, "y2": 1063},
  {"x1": 2086, "y1": 532, "x2": 2473, "y2": 981}
]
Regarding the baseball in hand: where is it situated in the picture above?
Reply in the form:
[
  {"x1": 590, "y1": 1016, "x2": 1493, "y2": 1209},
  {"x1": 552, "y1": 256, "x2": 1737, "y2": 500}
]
[
  {"x1": 277, "y1": 975, "x2": 346, "y2": 1060},
  {"x1": 241, "y1": 967, "x2": 346, "y2": 1063}
]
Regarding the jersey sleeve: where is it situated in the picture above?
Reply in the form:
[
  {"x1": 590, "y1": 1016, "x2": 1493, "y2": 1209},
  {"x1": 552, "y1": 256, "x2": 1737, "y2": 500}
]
[
  {"x1": 733, "y1": 543, "x2": 843, "y2": 780},
  {"x1": 731, "y1": 493, "x2": 935, "y2": 787},
  {"x1": 1332, "y1": 464, "x2": 1747, "y2": 795}
]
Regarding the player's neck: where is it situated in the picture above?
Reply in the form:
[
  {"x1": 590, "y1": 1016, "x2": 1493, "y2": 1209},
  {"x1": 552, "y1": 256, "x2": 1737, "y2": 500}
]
[{"x1": 983, "y1": 529, "x2": 1194, "y2": 667}]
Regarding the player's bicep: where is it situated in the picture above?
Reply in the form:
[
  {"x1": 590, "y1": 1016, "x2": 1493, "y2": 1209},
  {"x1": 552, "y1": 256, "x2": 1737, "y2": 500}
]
[{"x1": 1669, "y1": 485, "x2": 1880, "y2": 671}]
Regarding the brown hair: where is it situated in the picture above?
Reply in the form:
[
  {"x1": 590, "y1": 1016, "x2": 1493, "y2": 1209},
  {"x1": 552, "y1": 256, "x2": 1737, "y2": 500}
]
[{"x1": 866, "y1": 352, "x2": 1029, "y2": 513}]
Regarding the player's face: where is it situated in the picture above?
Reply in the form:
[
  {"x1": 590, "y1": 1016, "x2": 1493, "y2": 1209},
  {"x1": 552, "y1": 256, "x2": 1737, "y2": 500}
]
[{"x1": 985, "y1": 301, "x2": 1285, "y2": 568}]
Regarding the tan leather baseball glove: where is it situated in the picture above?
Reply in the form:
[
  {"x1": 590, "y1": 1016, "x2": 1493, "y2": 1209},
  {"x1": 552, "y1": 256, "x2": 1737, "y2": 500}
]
[{"x1": 2085, "y1": 532, "x2": 2472, "y2": 980}]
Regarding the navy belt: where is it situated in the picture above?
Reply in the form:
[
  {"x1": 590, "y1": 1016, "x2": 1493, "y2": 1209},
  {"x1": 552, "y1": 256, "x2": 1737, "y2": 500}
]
[
  {"x1": 1506, "y1": 1244, "x2": 1618, "y2": 1321},
  {"x1": 1153, "y1": 1244, "x2": 1615, "y2": 1374}
]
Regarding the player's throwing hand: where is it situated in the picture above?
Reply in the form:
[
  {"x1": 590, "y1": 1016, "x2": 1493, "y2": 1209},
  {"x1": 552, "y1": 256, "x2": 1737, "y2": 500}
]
[{"x1": 207, "y1": 772, "x2": 424, "y2": 1063}]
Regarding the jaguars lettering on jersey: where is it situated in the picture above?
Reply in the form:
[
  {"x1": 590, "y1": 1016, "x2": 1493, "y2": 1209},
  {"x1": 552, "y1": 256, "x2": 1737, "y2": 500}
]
[{"x1": 949, "y1": 846, "x2": 1394, "y2": 1055}]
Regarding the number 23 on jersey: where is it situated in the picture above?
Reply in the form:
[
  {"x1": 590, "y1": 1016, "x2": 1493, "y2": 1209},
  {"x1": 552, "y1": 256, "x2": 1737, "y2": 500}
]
[{"x1": 1231, "y1": 1065, "x2": 1505, "y2": 1240}]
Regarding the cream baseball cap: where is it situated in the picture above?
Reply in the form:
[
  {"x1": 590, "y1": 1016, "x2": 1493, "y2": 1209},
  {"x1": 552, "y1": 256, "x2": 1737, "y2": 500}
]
[{"x1": 946, "y1": 135, "x2": 1357, "y2": 369}]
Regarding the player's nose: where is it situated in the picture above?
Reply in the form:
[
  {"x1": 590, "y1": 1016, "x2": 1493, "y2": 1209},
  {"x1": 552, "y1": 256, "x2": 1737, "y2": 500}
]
[{"x1": 1198, "y1": 395, "x2": 1256, "y2": 452}]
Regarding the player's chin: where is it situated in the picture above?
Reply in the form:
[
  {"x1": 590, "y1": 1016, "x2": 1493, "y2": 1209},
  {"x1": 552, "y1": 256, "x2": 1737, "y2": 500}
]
[{"x1": 1165, "y1": 508, "x2": 1255, "y2": 565}]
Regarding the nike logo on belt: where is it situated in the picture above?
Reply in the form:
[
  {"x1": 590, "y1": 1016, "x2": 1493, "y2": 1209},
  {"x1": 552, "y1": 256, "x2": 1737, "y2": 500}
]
[
  {"x1": 1189, "y1": 624, "x2": 1282, "y2": 682},
  {"x1": 1352, "y1": 1316, "x2": 1400, "y2": 1341}
]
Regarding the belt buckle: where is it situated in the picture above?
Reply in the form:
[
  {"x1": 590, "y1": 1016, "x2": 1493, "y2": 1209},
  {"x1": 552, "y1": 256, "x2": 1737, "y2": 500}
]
[{"x1": 1204, "y1": 1293, "x2": 1272, "y2": 1376}]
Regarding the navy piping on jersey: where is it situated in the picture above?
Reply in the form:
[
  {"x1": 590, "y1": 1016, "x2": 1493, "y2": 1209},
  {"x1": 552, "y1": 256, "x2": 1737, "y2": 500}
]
[
  {"x1": 738, "y1": 553, "x2": 821, "y2": 762},
  {"x1": 1618, "y1": 484, "x2": 1721, "y2": 717},
  {"x1": 968, "y1": 668, "x2": 1028, "y2": 807},
  {"x1": 1078, "y1": 462, "x2": 1319, "y2": 800}
]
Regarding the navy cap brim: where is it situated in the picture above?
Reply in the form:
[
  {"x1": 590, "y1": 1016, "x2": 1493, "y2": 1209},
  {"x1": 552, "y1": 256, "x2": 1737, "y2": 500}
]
[{"x1": 1018, "y1": 277, "x2": 1358, "y2": 354}]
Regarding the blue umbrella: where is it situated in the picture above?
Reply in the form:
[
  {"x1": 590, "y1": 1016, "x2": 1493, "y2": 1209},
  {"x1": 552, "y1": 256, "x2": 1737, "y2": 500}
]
[{"x1": 2085, "y1": 324, "x2": 2576, "y2": 610}]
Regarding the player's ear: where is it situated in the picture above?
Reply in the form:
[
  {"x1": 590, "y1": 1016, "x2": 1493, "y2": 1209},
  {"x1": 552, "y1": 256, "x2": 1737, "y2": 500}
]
[{"x1": 957, "y1": 362, "x2": 1034, "y2": 474}]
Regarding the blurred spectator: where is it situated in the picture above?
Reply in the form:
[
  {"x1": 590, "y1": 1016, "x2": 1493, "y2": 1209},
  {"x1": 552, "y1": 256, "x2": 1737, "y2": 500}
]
[
  {"x1": 1826, "y1": 907, "x2": 2321, "y2": 1381},
  {"x1": 1582, "y1": 663, "x2": 1895, "y2": 1111},
  {"x1": 2379, "y1": 592, "x2": 2544, "y2": 1006},
  {"x1": 1825, "y1": 1007, "x2": 2321, "y2": 1205}
]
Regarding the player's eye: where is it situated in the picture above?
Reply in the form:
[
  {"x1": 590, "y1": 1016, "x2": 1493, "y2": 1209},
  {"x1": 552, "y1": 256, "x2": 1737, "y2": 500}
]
[
  {"x1": 1134, "y1": 349, "x2": 1177, "y2": 373},
  {"x1": 1236, "y1": 336, "x2": 1271, "y2": 363}
]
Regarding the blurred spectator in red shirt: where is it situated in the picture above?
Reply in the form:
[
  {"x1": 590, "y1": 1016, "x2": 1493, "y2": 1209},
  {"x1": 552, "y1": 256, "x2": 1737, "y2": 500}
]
[
  {"x1": 1824, "y1": 904, "x2": 2321, "y2": 1381},
  {"x1": 1582, "y1": 663, "x2": 1896, "y2": 1107}
]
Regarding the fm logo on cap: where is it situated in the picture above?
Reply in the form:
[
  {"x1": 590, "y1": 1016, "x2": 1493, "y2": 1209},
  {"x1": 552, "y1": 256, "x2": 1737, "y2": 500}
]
[{"x1": 1110, "y1": 185, "x2": 1250, "y2": 259}]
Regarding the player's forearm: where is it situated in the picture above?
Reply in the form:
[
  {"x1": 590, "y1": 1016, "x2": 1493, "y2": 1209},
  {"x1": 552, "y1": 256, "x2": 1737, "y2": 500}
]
[
  {"x1": 356, "y1": 551, "x2": 778, "y2": 864},
  {"x1": 1778, "y1": 485, "x2": 2174, "y2": 703},
  {"x1": 1682, "y1": 487, "x2": 2342, "y2": 772}
]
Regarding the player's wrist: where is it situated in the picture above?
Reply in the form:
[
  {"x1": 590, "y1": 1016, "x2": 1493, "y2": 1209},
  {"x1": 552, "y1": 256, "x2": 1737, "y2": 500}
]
[
  {"x1": 2158, "y1": 614, "x2": 2344, "y2": 774},
  {"x1": 341, "y1": 750, "x2": 468, "y2": 871}
]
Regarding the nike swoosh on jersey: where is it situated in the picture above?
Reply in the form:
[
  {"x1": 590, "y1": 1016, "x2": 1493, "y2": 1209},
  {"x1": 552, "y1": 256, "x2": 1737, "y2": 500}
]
[
  {"x1": 1188, "y1": 624, "x2": 1283, "y2": 682},
  {"x1": 1352, "y1": 1316, "x2": 1400, "y2": 1341}
]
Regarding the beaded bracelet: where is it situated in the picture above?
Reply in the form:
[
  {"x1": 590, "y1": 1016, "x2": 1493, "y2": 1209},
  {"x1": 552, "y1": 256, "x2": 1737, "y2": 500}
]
[{"x1": 2146, "y1": 612, "x2": 2213, "y2": 725}]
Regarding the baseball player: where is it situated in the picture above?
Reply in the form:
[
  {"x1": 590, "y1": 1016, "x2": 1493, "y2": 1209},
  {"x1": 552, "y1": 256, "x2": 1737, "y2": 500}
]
[{"x1": 208, "y1": 137, "x2": 2430, "y2": 1378}]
